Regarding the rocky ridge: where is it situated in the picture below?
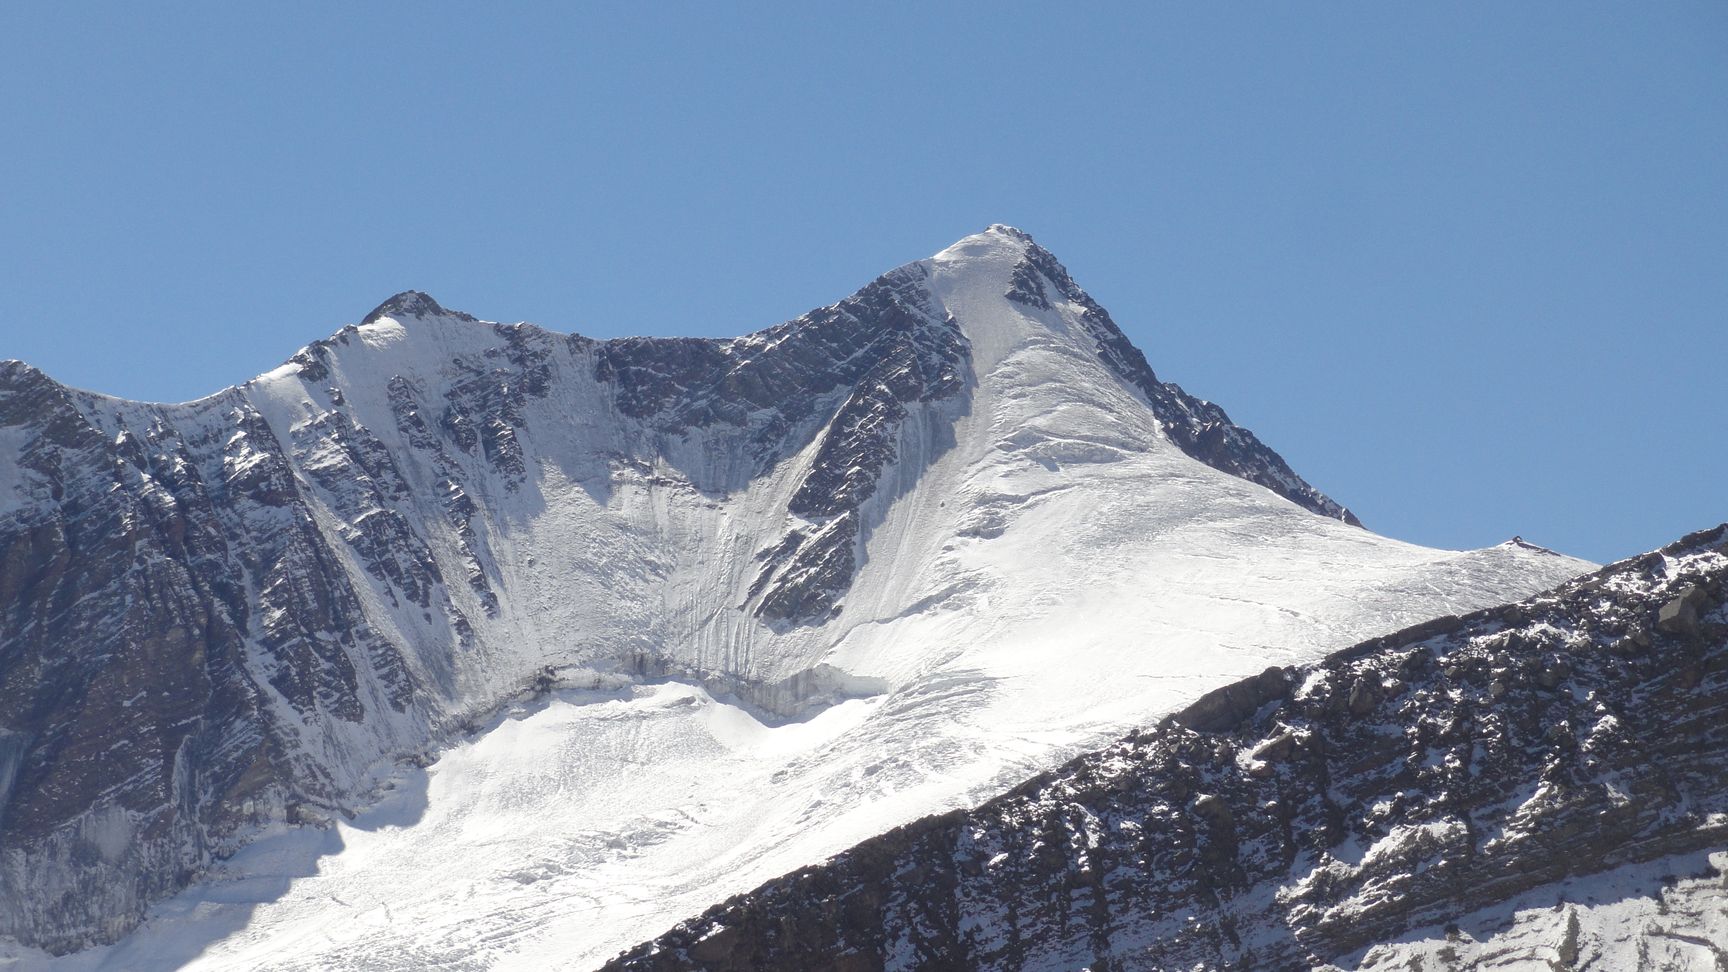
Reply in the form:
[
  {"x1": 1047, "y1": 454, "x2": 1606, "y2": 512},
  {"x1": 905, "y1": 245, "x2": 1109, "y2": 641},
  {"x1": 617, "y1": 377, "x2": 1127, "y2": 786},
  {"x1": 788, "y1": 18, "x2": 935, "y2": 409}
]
[{"x1": 605, "y1": 525, "x2": 1728, "y2": 971}]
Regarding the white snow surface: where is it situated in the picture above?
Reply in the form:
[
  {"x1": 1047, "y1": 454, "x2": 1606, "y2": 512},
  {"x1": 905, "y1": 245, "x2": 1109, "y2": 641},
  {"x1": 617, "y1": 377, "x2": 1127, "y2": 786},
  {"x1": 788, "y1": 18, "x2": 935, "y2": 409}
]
[
  {"x1": 1337, "y1": 849, "x2": 1728, "y2": 972},
  {"x1": 0, "y1": 227, "x2": 1592, "y2": 970}
]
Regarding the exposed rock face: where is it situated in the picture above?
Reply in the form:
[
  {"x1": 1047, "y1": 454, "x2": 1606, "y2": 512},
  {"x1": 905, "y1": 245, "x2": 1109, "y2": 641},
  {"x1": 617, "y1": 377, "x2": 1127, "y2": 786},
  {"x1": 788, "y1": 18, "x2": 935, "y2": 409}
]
[
  {"x1": 604, "y1": 525, "x2": 1728, "y2": 972},
  {"x1": 0, "y1": 363, "x2": 425, "y2": 952},
  {"x1": 592, "y1": 263, "x2": 968, "y2": 624}
]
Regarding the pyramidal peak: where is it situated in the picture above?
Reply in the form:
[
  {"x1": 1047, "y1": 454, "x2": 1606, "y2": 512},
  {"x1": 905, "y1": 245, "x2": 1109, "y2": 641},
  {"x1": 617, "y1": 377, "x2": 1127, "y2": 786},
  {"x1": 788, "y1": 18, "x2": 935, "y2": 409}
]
[{"x1": 360, "y1": 289, "x2": 478, "y2": 326}]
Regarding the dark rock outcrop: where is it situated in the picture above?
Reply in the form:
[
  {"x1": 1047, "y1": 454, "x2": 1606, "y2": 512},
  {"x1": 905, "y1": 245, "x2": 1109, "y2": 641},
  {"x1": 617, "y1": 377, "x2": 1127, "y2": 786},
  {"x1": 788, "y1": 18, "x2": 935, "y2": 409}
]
[
  {"x1": 361, "y1": 290, "x2": 477, "y2": 326},
  {"x1": 604, "y1": 526, "x2": 1728, "y2": 972}
]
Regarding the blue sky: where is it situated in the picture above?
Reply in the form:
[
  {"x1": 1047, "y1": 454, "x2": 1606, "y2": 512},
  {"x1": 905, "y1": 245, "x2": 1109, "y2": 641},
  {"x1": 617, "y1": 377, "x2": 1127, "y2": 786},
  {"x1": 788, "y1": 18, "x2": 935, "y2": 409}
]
[{"x1": 1, "y1": 3, "x2": 1722, "y2": 563}]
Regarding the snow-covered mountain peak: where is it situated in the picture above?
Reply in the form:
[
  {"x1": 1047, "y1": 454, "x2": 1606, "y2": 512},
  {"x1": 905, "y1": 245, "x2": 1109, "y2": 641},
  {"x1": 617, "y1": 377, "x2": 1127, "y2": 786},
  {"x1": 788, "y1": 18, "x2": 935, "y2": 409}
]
[
  {"x1": 0, "y1": 228, "x2": 1598, "y2": 967},
  {"x1": 360, "y1": 289, "x2": 477, "y2": 326},
  {"x1": 925, "y1": 223, "x2": 1039, "y2": 278}
]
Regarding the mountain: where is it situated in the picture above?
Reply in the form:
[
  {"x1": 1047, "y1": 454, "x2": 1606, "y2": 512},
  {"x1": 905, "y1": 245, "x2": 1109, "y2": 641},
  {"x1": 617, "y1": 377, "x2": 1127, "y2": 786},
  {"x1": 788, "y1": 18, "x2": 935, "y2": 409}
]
[
  {"x1": 0, "y1": 227, "x2": 1588, "y2": 968},
  {"x1": 603, "y1": 525, "x2": 1728, "y2": 972}
]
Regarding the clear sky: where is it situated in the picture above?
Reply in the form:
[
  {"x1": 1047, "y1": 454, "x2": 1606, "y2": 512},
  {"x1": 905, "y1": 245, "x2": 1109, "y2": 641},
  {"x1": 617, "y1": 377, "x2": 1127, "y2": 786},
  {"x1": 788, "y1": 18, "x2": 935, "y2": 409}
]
[{"x1": 0, "y1": 4, "x2": 1722, "y2": 564}]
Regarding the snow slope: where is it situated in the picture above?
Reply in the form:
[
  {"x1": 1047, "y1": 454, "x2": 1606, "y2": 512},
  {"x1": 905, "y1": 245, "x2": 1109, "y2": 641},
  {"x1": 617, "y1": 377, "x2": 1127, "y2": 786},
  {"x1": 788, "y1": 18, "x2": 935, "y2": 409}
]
[
  {"x1": 0, "y1": 227, "x2": 1589, "y2": 970},
  {"x1": 1344, "y1": 849, "x2": 1728, "y2": 972},
  {"x1": 598, "y1": 528, "x2": 1726, "y2": 972}
]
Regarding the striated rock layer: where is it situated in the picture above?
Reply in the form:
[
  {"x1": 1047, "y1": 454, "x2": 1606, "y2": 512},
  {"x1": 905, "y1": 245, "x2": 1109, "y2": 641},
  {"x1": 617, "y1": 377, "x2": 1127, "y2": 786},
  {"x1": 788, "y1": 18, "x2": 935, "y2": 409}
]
[
  {"x1": 606, "y1": 526, "x2": 1728, "y2": 972},
  {"x1": 0, "y1": 227, "x2": 1588, "y2": 960}
]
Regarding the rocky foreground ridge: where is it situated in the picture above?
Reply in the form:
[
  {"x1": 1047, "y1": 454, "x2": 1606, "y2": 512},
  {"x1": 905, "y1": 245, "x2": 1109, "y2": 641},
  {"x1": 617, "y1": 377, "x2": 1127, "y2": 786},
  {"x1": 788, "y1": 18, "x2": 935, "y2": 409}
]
[{"x1": 606, "y1": 525, "x2": 1728, "y2": 971}]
